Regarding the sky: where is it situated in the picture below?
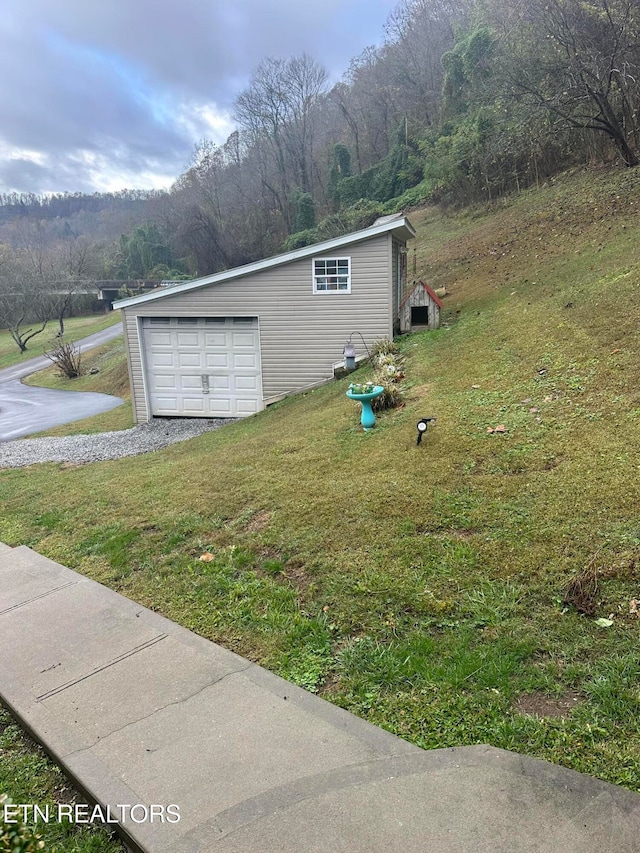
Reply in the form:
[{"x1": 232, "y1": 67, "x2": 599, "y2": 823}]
[{"x1": 0, "y1": 0, "x2": 400, "y2": 197}]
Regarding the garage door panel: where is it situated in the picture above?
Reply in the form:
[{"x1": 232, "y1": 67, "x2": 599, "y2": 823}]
[
  {"x1": 182, "y1": 397, "x2": 206, "y2": 413},
  {"x1": 233, "y1": 353, "x2": 258, "y2": 369},
  {"x1": 154, "y1": 374, "x2": 178, "y2": 389},
  {"x1": 212, "y1": 376, "x2": 230, "y2": 391},
  {"x1": 178, "y1": 353, "x2": 203, "y2": 368},
  {"x1": 235, "y1": 376, "x2": 259, "y2": 391},
  {"x1": 177, "y1": 332, "x2": 200, "y2": 347},
  {"x1": 208, "y1": 398, "x2": 232, "y2": 414},
  {"x1": 232, "y1": 332, "x2": 257, "y2": 347},
  {"x1": 153, "y1": 396, "x2": 180, "y2": 413},
  {"x1": 143, "y1": 317, "x2": 262, "y2": 419},
  {"x1": 151, "y1": 352, "x2": 175, "y2": 367},
  {"x1": 204, "y1": 333, "x2": 227, "y2": 347},
  {"x1": 148, "y1": 331, "x2": 173, "y2": 346},
  {"x1": 206, "y1": 353, "x2": 229, "y2": 368},
  {"x1": 180, "y1": 376, "x2": 204, "y2": 391}
]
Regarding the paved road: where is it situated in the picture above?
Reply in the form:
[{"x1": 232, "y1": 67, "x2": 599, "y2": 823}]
[
  {"x1": 0, "y1": 323, "x2": 125, "y2": 442},
  {"x1": 0, "y1": 323, "x2": 123, "y2": 384}
]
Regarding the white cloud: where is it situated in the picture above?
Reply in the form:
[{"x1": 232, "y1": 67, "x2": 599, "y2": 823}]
[{"x1": 0, "y1": 0, "x2": 399, "y2": 194}]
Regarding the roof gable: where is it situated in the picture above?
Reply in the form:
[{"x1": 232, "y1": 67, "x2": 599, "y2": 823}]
[
  {"x1": 399, "y1": 280, "x2": 443, "y2": 310},
  {"x1": 113, "y1": 214, "x2": 415, "y2": 310}
]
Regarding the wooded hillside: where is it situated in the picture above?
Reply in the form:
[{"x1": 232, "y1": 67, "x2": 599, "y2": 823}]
[{"x1": 1, "y1": 0, "x2": 638, "y2": 346}]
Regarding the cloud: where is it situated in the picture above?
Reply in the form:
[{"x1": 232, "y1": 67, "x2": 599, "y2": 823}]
[{"x1": 0, "y1": 0, "x2": 398, "y2": 195}]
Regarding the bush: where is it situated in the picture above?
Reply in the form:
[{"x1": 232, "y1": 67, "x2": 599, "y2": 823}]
[
  {"x1": 371, "y1": 339, "x2": 400, "y2": 359},
  {"x1": 381, "y1": 177, "x2": 435, "y2": 213},
  {"x1": 0, "y1": 795, "x2": 45, "y2": 851},
  {"x1": 44, "y1": 339, "x2": 83, "y2": 379},
  {"x1": 281, "y1": 200, "x2": 384, "y2": 253},
  {"x1": 282, "y1": 229, "x2": 317, "y2": 251},
  {"x1": 371, "y1": 381, "x2": 404, "y2": 412},
  {"x1": 370, "y1": 339, "x2": 405, "y2": 412},
  {"x1": 337, "y1": 135, "x2": 423, "y2": 206}
]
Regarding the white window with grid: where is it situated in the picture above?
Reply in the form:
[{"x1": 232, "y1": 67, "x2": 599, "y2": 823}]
[{"x1": 313, "y1": 257, "x2": 351, "y2": 293}]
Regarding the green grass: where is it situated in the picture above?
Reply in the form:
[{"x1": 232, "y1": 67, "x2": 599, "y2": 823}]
[
  {"x1": 3, "y1": 165, "x2": 640, "y2": 800},
  {"x1": 0, "y1": 708, "x2": 125, "y2": 851},
  {"x1": 0, "y1": 313, "x2": 121, "y2": 371}
]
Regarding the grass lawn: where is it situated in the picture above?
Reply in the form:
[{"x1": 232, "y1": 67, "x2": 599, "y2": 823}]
[
  {"x1": 0, "y1": 312, "x2": 122, "y2": 371},
  {"x1": 2, "y1": 166, "x2": 640, "y2": 804},
  {"x1": 0, "y1": 708, "x2": 125, "y2": 851}
]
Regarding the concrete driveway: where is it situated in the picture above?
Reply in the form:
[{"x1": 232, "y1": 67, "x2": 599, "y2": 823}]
[{"x1": 0, "y1": 323, "x2": 125, "y2": 442}]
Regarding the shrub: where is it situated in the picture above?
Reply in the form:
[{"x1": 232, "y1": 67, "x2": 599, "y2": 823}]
[
  {"x1": 0, "y1": 795, "x2": 45, "y2": 851},
  {"x1": 371, "y1": 338, "x2": 400, "y2": 359},
  {"x1": 282, "y1": 229, "x2": 317, "y2": 251},
  {"x1": 44, "y1": 339, "x2": 83, "y2": 379},
  {"x1": 371, "y1": 381, "x2": 404, "y2": 412},
  {"x1": 369, "y1": 339, "x2": 405, "y2": 412}
]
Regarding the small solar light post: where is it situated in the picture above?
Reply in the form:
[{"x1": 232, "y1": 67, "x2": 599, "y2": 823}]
[{"x1": 416, "y1": 417, "x2": 436, "y2": 445}]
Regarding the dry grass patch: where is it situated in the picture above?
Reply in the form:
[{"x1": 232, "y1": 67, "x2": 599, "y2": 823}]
[{"x1": 514, "y1": 691, "x2": 584, "y2": 719}]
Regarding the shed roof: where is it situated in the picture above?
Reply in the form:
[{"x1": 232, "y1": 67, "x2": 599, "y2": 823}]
[
  {"x1": 399, "y1": 280, "x2": 443, "y2": 309},
  {"x1": 113, "y1": 214, "x2": 415, "y2": 310}
]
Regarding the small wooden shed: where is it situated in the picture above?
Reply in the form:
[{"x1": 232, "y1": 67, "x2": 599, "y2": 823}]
[{"x1": 399, "y1": 280, "x2": 442, "y2": 333}]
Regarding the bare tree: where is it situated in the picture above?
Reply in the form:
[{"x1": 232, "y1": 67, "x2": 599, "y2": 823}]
[
  {"x1": 283, "y1": 54, "x2": 329, "y2": 193},
  {"x1": 340, "y1": 47, "x2": 396, "y2": 168},
  {"x1": 234, "y1": 55, "x2": 329, "y2": 229},
  {"x1": 0, "y1": 247, "x2": 50, "y2": 352},
  {"x1": 7, "y1": 218, "x2": 102, "y2": 335},
  {"x1": 49, "y1": 234, "x2": 98, "y2": 335},
  {"x1": 493, "y1": 0, "x2": 640, "y2": 166},
  {"x1": 383, "y1": 0, "x2": 470, "y2": 127}
]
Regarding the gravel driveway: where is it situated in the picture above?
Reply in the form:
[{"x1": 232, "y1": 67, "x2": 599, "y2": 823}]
[{"x1": 0, "y1": 418, "x2": 235, "y2": 469}]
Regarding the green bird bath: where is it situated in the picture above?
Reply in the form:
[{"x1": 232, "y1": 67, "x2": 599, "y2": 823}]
[{"x1": 346, "y1": 385, "x2": 384, "y2": 430}]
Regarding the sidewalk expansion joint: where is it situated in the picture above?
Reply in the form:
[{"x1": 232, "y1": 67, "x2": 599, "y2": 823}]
[
  {"x1": 62, "y1": 662, "x2": 255, "y2": 756},
  {"x1": 36, "y1": 634, "x2": 169, "y2": 701},
  {"x1": 0, "y1": 581, "x2": 78, "y2": 615},
  {"x1": 174, "y1": 752, "x2": 448, "y2": 848}
]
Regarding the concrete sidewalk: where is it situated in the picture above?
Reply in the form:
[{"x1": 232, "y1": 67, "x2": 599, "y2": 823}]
[{"x1": 1, "y1": 542, "x2": 640, "y2": 852}]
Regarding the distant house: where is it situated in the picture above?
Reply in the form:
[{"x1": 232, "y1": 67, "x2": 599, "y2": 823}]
[{"x1": 113, "y1": 214, "x2": 416, "y2": 422}]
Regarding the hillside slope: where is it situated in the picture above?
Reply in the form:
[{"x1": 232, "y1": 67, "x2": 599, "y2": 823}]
[{"x1": 3, "y1": 166, "x2": 640, "y2": 790}]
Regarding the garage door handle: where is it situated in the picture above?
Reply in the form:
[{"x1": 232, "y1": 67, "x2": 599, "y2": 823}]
[{"x1": 201, "y1": 375, "x2": 210, "y2": 394}]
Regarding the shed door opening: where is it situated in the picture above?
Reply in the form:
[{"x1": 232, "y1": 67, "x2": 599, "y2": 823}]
[
  {"x1": 142, "y1": 316, "x2": 262, "y2": 418},
  {"x1": 411, "y1": 306, "x2": 429, "y2": 325}
]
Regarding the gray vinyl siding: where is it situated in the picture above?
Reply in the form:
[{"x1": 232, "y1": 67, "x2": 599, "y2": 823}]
[
  {"x1": 123, "y1": 233, "x2": 394, "y2": 422},
  {"x1": 391, "y1": 240, "x2": 400, "y2": 334},
  {"x1": 124, "y1": 314, "x2": 147, "y2": 423}
]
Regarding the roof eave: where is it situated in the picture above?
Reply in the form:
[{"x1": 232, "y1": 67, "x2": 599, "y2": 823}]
[{"x1": 113, "y1": 215, "x2": 416, "y2": 310}]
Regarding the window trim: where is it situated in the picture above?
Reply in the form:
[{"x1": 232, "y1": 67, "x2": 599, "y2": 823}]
[{"x1": 312, "y1": 256, "x2": 351, "y2": 294}]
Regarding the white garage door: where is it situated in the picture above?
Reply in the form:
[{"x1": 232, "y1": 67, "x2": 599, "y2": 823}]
[{"x1": 142, "y1": 317, "x2": 263, "y2": 418}]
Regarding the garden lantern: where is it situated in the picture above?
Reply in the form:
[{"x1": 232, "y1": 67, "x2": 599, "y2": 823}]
[{"x1": 343, "y1": 341, "x2": 356, "y2": 370}]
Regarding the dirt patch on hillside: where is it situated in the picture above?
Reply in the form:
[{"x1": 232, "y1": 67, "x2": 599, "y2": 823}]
[
  {"x1": 244, "y1": 510, "x2": 271, "y2": 532},
  {"x1": 514, "y1": 690, "x2": 583, "y2": 719}
]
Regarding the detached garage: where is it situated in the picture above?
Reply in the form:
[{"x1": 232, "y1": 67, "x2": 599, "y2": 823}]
[{"x1": 114, "y1": 214, "x2": 415, "y2": 423}]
